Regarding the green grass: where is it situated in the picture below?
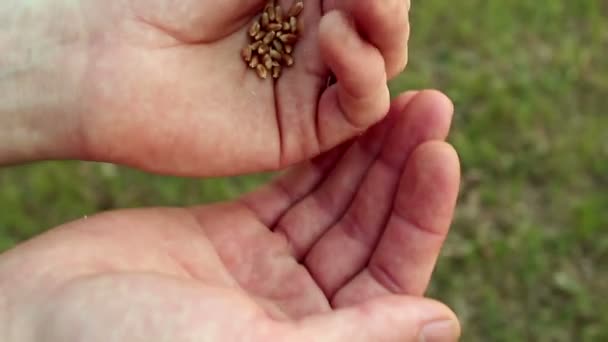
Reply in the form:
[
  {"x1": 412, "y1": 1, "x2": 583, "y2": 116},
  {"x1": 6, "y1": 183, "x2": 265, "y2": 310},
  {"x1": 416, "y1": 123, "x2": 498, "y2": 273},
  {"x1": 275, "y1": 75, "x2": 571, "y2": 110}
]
[{"x1": 2, "y1": 0, "x2": 607, "y2": 340}]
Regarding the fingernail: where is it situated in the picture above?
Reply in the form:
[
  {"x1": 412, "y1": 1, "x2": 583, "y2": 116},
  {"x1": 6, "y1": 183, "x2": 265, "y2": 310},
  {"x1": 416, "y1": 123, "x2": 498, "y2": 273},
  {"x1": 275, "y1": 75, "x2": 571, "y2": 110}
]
[{"x1": 419, "y1": 320, "x2": 460, "y2": 342}]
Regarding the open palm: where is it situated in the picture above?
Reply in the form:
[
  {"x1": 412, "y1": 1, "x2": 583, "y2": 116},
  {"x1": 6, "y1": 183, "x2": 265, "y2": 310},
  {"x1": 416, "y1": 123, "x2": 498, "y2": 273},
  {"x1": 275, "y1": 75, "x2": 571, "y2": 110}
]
[
  {"x1": 1, "y1": 92, "x2": 459, "y2": 341},
  {"x1": 75, "y1": 0, "x2": 409, "y2": 176}
]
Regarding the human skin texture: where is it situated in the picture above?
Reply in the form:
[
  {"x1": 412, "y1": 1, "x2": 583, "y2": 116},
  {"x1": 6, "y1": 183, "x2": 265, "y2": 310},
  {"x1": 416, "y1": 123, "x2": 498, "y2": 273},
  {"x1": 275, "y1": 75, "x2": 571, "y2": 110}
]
[
  {"x1": 0, "y1": 91, "x2": 462, "y2": 341},
  {"x1": 0, "y1": 0, "x2": 410, "y2": 176}
]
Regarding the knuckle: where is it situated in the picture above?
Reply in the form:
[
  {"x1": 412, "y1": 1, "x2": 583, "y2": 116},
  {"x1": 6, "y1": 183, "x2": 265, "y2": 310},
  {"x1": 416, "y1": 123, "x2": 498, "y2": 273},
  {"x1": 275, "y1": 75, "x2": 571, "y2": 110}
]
[{"x1": 365, "y1": 0, "x2": 396, "y2": 22}]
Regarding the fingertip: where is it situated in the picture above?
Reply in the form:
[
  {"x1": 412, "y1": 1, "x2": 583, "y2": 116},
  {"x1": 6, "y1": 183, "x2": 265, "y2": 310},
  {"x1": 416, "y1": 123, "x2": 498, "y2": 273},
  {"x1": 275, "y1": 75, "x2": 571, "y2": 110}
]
[
  {"x1": 345, "y1": 0, "x2": 410, "y2": 78},
  {"x1": 369, "y1": 296, "x2": 461, "y2": 341},
  {"x1": 411, "y1": 90, "x2": 455, "y2": 117},
  {"x1": 417, "y1": 299, "x2": 462, "y2": 342},
  {"x1": 412, "y1": 141, "x2": 461, "y2": 183},
  {"x1": 341, "y1": 295, "x2": 461, "y2": 341},
  {"x1": 421, "y1": 89, "x2": 455, "y2": 113},
  {"x1": 376, "y1": 90, "x2": 455, "y2": 168},
  {"x1": 293, "y1": 294, "x2": 460, "y2": 341},
  {"x1": 398, "y1": 89, "x2": 455, "y2": 140},
  {"x1": 388, "y1": 90, "x2": 420, "y2": 114}
]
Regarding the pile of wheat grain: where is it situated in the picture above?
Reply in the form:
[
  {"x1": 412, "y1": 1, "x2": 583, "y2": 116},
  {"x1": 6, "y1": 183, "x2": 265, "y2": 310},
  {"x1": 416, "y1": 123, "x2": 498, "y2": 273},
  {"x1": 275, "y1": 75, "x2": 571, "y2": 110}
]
[{"x1": 241, "y1": 0, "x2": 304, "y2": 80}]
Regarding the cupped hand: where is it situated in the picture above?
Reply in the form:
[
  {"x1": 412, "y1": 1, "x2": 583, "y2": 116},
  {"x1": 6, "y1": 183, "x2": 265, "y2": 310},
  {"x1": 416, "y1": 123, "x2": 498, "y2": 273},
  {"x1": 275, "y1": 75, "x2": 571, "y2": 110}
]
[
  {"x1": 69, "y1": 0, "x2": 410, "y2": 176},
  {"x1": 0, "y1": 91, "x2": 460, "y2": 341}
]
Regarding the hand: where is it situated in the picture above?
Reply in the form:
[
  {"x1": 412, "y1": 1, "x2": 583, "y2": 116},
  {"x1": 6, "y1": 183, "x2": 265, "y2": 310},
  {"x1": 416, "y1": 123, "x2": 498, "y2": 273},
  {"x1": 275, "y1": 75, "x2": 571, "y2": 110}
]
[
  {"x1": 0, "y1": 91, "x2": 461, "y2": 341},
  {"x1": 0, "y1": 0, "x2": 410, "y2": 176}
]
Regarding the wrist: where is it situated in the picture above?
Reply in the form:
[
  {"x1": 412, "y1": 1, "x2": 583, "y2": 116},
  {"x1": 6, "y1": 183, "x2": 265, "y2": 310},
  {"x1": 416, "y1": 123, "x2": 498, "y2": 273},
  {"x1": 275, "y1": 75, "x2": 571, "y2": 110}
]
[{"x1": 0, "y1": 0, "x2": 88, "y2": 165}]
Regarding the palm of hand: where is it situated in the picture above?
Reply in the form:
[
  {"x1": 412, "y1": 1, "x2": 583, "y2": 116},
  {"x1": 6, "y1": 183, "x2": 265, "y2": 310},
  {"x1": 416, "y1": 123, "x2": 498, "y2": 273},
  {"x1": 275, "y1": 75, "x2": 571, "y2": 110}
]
[
  {"x1": 76, "y1": 0, "x2": 408, "y2": 176},
  {"x1": 1, "y1": 92, "x2": 459, "y2": 341}
]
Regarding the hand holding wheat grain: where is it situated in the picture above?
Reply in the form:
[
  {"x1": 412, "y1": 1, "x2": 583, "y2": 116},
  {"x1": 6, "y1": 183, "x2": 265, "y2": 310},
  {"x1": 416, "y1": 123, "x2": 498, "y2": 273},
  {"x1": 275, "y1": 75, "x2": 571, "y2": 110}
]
[{"x1": 1, "y1": 0, "x2": 410, "y2": 176}]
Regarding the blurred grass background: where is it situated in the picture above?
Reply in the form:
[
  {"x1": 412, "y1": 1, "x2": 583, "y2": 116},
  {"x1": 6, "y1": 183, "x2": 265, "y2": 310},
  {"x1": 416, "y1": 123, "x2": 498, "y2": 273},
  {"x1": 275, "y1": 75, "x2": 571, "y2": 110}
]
[{"x1": 1, "y1": 0, "x2": 607, "y2": 340}]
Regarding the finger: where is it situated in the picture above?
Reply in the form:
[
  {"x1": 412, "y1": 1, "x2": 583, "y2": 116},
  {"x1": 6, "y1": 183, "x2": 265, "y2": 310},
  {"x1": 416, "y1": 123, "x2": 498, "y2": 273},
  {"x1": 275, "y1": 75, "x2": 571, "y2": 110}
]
[
  {"x1": 241, "y1": 91, "x2": 418, "y2": 229},
  {"x1": 316, "y1": 10, "x2": 391, "y2": 153},
  {"x1": 333, "y1": 142, "x2": 460, "y2": 307},
  {"x1": 288, "y1": 295, "x2": 460, "y2": 342},
  {"x1": 273, "y1": 91, "x2": 419, "y2": 259},
  {"x1": 240, "y1": 143, "x2": 349, "y2": 227},
  {"x1": 305, "y1": 91, "x2": 454, "y2": 297},
  {"x1": 324, "y1": 0, "x2": 410, "y2": 78}
]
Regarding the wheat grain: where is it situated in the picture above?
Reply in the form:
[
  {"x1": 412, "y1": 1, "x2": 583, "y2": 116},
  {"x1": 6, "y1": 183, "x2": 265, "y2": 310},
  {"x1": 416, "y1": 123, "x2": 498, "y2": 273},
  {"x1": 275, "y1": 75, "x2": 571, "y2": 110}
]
[{"x1": 242, "y1": 0, "x2": 303, "y2": 80}]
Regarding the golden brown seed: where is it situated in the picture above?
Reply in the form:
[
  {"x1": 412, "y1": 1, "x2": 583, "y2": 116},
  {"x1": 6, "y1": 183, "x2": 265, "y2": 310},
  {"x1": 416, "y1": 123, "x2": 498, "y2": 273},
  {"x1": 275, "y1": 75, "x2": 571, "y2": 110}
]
[
  {"x1": 269, "y1": 48, "x2": 282, "y2": 60},
  {"x1": 290, "y1": 17, "x2": 297, "y2": 33},
  {"x1": 282, "y1": 53, "x2": 294, "y2": 66},
  {"x1": 272, "y1": 39, "x2": 284, "y2": 52},
  {"x1": 261, "y1": 12, "x2": 270, "y2": 28},
  {"x1": 240, "y1": 0, "x2": 302, "y2": 80},
  {"x1": 256, "y1": 64, "x2": 268, "y2": 79},
  {"x1": 249, "y1": 20, "x2": 261, "y2": 37},
  {"x1": 254, "y1": 30, "x2": 266, "y2": 41},
  {"x1": 263, "y1": 31, "x2": 276, "y2": 44},
  {"x1": 258, "y1": 43, "x2": 269, "y2": 55},
  {"x1": 268, "y1": 23, "x2": 282, "y2": 31},
  {"x1": 287, "y1": 1, "x2": 304, "y2": 17},
  {"x1": 265, "y1": 1, "x2": 276, "y2": 18},
  {"x1": 275, "y1": 6, "x2": 283, "y2": 23},
  {"x1": 249, "y1": 55, "x2": 259, "y2": 69},
  {"x1": 264, "y1": 0, "x2": 275, "y2": 10},
  {"x1": 261, "y1": 12, "x2": 270, "y2": 29},
  {"x1": 250, "y1": 41, "x2": 263, "y2": 50},
  {"x1": 272, "y1": 65, "x2": 281, "y2": 79},
  {"x1": 279, "y1": 33, "x2": 298, "y2": 44},
  {"x1": 263, "y1": 53, "x2": 273, "y2": 70},
  {"x1": 241, "y1": 46, "x2": 253, "y2": 62}
]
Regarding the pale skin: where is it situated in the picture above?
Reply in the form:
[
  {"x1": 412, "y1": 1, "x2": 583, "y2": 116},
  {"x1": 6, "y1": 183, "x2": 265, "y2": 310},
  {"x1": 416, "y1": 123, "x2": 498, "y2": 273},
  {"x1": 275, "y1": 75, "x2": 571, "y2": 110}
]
[
  {"x1": 1, "y1": 0, "x2": 409, "y2": 176},
  {"x1": 0, "y1": 0, "x2": 462, "y2": 340},
  {"x1": 1, "y1": 91, "x2": 461, "y2": 341}
]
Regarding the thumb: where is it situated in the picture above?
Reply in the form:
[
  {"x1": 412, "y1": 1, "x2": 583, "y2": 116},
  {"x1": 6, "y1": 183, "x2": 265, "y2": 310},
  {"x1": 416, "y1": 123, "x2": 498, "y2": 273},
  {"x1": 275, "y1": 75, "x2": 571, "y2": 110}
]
[{"x1": 290, "y1": 295, "x2": 461, "y2": 342}]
